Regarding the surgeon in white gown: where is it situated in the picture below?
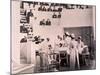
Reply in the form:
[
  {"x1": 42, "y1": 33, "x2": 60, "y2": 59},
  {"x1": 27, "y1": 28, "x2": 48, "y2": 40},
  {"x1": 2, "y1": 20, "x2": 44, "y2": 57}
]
[
  {"x1": 64, "y1": 32, "x2": 71, "y2": 55},
  {"x1": 77, "y1": 36, "x2": 89, "y2": 66},
  {"x1": 40, "y1": 38, "x2": 51, "y2": 68},
  {"x1": 70, "y1": 34, "x2": 80, "y2": 70},
  {"x1": 64, "y1": 32, "x2": 71, "y2": 66},
  {"x1": 77, "y1": 36, "x2": 85, "y2": 54}
]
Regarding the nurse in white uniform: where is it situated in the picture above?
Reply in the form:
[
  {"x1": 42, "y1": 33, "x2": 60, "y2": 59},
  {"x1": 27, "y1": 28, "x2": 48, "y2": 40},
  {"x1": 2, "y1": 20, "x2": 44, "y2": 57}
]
[{"x1": 70, "y1": 34, "x2": 80, "y2": 70}]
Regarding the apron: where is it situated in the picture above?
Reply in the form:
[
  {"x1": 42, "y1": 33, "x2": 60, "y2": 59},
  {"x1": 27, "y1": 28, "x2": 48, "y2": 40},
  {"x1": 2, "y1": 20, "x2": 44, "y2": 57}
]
[{"x1": 70, "y1": 40, "x2": 80, "y2": 70}]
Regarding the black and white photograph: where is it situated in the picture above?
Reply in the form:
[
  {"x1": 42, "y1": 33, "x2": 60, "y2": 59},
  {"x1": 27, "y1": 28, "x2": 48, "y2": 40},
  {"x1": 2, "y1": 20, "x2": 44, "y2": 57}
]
[{"x1": 11, "y1": 0, "x2": 96, "y2": 74}]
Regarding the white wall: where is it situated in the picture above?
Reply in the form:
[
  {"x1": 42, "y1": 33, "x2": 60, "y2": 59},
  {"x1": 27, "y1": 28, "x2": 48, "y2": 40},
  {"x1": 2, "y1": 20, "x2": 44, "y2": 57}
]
[
  {"x1": 12, "y1": 1, "x2": 20, "y2": 64},
  {"x1": 60, "y1": 8, "x2": 93, "y2": 27},
  {"x1": 12, "y1": 1, "x2": 36, "y2": 66}
]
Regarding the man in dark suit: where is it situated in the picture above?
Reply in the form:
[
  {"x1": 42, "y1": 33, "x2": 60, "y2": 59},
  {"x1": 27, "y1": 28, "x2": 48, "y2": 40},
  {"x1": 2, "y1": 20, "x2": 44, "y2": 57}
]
[
  {"x1": 26, "y1": 9, "x2": 33, "y2": 23},
  {"x1": 46, "y1": 19, "x2": 51, "y2": 25},
  {"x1": 52, "y1": 13, "x2": 57, "y2": 18},
  {"x1": 42, "y1": 6, "x2": 46, "y2": 11},
  {"x1": 58, "y1": 7, "x2": 62, "y2": 12},
  {"x1": 38, "y1": 5, "x2": 43, "y2": 11},
  {"x1": 58, "y1": 12, "x2": 61, "y2": 18},
  {"x1": 40, "y1": 19, "x2": 46, "y2": 25},
  {"x1": 47, "y1": 6, "x2": 52, "y2": 11},
  {"x1": 20, "y1": 36, "x2": 27, "y2": 43}
]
